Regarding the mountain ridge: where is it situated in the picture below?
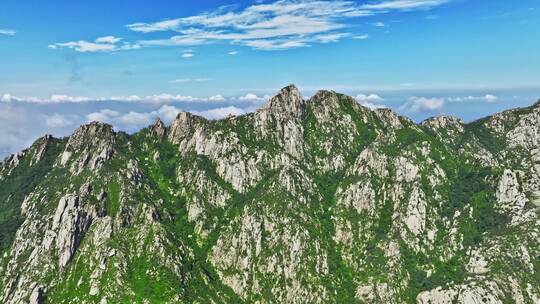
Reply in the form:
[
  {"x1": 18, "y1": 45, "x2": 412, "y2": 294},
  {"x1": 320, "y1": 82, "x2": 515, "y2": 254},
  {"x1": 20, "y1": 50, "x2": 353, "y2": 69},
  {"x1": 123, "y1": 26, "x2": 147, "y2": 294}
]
[{"x1": 3, "y1": 85, "x2": 537, "y2": 157}]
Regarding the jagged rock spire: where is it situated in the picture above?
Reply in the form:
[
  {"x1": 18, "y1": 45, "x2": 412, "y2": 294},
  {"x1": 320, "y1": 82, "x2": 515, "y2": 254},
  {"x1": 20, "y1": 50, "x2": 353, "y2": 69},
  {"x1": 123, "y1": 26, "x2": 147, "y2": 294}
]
[
  {"x1": 150, "y1": 117, "x2": 167, "y2": 138},
  {"x1": 260, "y1": 84, "x2": 304, "y2": 117},
  {"x1": 168, "y1": 111, "x2": 202, "y2": 144}
]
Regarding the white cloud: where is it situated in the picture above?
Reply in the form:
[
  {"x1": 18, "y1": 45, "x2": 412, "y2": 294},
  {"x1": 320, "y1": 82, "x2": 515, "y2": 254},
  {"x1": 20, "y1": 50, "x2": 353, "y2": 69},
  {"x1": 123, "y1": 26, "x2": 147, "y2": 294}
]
[
  {"x1": 360, "y1": 102, "x2": 387, "y2": 109},
  {"x1": 126, "y1": 0, "x2": 451, "y2": 51},
  {"x1": 355, "y1": 94, "x2": 386, "y2": 109},
  {"x1": 0, "y1": 104, "x2": 83, "y2": 159},
  {"x1": 314, "y1": 33, "x2": 349, "y2": 43},
  {"x1": 86, "y1": 109, "x2": 120, "y2": 123},
  {"x1": 356, "y1": 93, "x2": 384, "y2": 102},
  {"x1": 0, "y1": 105, "x2": 37, "y2": 158},
  {"x1": 50, "y1": 94, "x2": 91, "y2": 103},
  {"x1": 45, "y1": 113, "x2": 79, "y2": 128},
  {"x1": 87, "y1": 108, "x2": 154, "y2": 129},
  {"x1": 208, "y1": 95, "x2": 226, "y2": 102},
  {"x1": 372, "y1": 22, "x2": 386, "y2": 27},
  {"x1": 1, "y1": 93, "x2": 217, "y2": 104},
  {"x1": 228, "y1": 51, "x2": 239, "y2": 55},
  {"x1": 353, "y1": 34, "x2": 370, "y2": 40},
  {"x1": 104, "y1": 96, "x2": 143, "y2": 102},
  {"x1": 2, "y1": 93, "x2": 91, "y2": 104},
  {"x1": 1, "y1": 94, "x2": 16, "y2": 102},
  {"x1": 362, "y1": 0, "x2": 450, "y2": 11},
  {"x1": 400, "y1": 96, "x2": 444, "y2": 112},
  {"x1": 49, "y1": 36, "x2": 140, "y2": 53},
  {"x1": 86, "y1": 105, "x2": 181, "y2": 129},
  {"x1": 0, "y1": 29, "x2": 16, "y2": 36},
  {"x1": 484, "y1": 94, "x2": 498, "y2": 102},
  {"x1": 447, "y1": 94, "x2": 498, "y2": 103},
  {"x1": 169, "y1": 77, "x2": 211, "y2": 83},
  {"x1": 242, "y1": 38, "x2": 309, "y2": 50},
  {"x1": 119, "y1": 111, "x2": 154, "y2": 126},
  {"x1": 182, "y1": 50, "x2": 195, "y2": 58},
  {"x1": 95, "y1": 36, "x2": 122, "y2": 44},
  {"x1": 238, "y1": 93, "x2": 270, "y2": 102},
  {"x1": 193, "y1": 106, "x2": 247, "y2": 120},
  {"x1": 144, "y1": 94, "x2": 200, "y2": 102},
  {"x1": 156, "y1": 105, "x2": 182, "y2": 122}
]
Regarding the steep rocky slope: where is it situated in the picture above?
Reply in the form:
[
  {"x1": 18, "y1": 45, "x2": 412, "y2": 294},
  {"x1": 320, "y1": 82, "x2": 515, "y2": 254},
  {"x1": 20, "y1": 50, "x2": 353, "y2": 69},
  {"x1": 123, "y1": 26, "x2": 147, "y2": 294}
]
[{"x1": 0, "y1": 85, "x2": 539, "y2": 303}]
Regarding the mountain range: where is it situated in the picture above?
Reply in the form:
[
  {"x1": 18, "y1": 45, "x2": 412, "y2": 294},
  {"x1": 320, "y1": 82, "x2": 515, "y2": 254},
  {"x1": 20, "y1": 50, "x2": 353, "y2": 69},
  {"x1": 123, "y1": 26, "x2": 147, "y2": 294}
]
[{"x1": 1, "y1": 85, "x2": 539, "y2": 303}]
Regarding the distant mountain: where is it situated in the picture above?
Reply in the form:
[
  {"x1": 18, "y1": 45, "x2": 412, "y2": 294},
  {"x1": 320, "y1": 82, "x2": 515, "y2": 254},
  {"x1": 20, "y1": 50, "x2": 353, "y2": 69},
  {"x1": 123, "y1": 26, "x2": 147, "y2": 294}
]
[{"x1": 1, "y1": 85, "x2": 539, "y2": 303}]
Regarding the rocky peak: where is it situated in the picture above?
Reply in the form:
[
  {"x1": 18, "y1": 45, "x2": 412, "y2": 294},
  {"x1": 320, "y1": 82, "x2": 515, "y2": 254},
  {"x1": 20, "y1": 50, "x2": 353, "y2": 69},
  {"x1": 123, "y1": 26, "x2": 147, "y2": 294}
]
[
  {"x1": 421, "y1": 115, "x2": 464, "y2": 132},
  {"x1": 308, "y1": 90, "x2": 339, "y2": 106},
  {"x1": 29, "y1": 135, "x2": 54, "y2": 166},
  {"x1": 61, "y1": 122, "x2": 115, "y2": 173},
  {"x1": 259, "y1": 84, "x2": 304, "y2": 117},
  {"x1": 150, "y1": 118, "x2": 167, "y2": 138},
  {"x1": 373, "y1": 108, "x2": 403, "y2": 129},
  {"x1": 67, "y1": 122, "x2": 114, "y2": 149},
  {"x1": 168, "y1": 111, "x2": 205, "y2": 143}
]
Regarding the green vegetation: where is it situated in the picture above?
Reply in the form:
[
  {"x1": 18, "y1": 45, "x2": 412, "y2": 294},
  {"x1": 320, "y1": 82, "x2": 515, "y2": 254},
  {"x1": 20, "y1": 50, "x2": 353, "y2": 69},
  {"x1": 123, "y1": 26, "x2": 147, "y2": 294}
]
[
  {"x1": 106, "y1": 180, "x2": 120, "y2": 217},
  {"x1": 0, "y1": 137, "x2": 65, "y2": 255}
]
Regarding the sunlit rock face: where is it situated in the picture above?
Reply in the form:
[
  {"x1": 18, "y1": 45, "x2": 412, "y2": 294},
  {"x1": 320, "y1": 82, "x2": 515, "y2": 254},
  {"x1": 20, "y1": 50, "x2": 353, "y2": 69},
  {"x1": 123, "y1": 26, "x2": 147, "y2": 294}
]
[{"x1": 0, "y1": 85, "x2": 539, "y2": 303}]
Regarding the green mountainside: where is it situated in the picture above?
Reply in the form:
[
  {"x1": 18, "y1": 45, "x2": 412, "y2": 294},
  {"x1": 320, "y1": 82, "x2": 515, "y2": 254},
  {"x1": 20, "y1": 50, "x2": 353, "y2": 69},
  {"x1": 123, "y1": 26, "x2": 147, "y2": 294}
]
[{"x1": 1, "y1": 85, "x2": 539, "y2": 303}]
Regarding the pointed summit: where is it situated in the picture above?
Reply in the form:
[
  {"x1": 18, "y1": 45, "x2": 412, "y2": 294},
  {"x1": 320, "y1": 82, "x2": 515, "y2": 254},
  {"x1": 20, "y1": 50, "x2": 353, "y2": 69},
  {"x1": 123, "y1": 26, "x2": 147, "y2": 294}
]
[
  {"x1": 260, "y1": 84, "x2": 304, "y2": 117},
  {"x1": 150, "y1": 117, "x2": 167, "y2": 138},
  {"x1": 168, "y1": 111, "x2": 205, "y2": 144},
  {"x1": 68, "y1": 122, "x2": 114, "y2": 149}
]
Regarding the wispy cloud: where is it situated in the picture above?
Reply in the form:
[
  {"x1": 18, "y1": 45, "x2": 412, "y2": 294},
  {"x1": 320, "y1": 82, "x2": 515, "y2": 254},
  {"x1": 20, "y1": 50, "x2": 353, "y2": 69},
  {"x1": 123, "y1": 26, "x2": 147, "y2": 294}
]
[
  {"x1": 169, "y1": 77, "x2": 211, "y2": 84},
  {"x1": 1, "y1": 92, "x2": 259, "y2": 104},
  {"x1": 448, "y1": 94, "x2": 498, "y2": 103},
  {"x1": 237, "y1": 93, "x2": 271, "y2": 102},
  {"x1": 193, "y1": 106, "x2": 248, "y2": 119},
  {"x1": 400, "y1": 96, "x2": 444, "y2": 112},
  {"x1": 95, "y1": 36, "x2": 122, "y2": 44},
  {"x1": 181, "y1": 49, "x2": 195, "y2": 58},
  {"x1": 0, "y1": 29, "x2": 16, "y2": 36},
  {"x1": 398, "y1": 93, "x2": 498, "y2": 112},
  {"x1": 361, "y1": 0, "x2": 450, "y2": 11},
  {"x1": 353, "y1": 34, "x2": 370, "y2": 40},
  {"x1": 228, "y1": 51, "x2": 239, "y2": 55},
  {"x1": 45, "y1": 113, "x2": 80, "y2": 128},
  {"x1": 49, "y1": 36, "x2": 140, "y2": 53},
  {"x1": 126, "y1": 0, "x2": 452, "y2": 51},
  {"x1": 355, "y1": 93, "x2": 387, "y2": 109}
]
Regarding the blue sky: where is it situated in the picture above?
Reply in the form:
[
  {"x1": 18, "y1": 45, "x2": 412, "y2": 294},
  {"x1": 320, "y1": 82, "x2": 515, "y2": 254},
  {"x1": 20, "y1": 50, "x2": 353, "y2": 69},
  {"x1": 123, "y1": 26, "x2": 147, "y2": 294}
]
[{"x1": 0, "y1": 0, "x2": 539, "y2": 157}]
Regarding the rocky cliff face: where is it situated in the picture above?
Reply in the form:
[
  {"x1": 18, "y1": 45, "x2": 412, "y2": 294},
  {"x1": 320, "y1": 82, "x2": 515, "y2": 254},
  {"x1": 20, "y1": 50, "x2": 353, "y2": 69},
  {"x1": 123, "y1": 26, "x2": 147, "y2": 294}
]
[{"x1": 0, "y1": 85, "x2": 539, "y2": 303}]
